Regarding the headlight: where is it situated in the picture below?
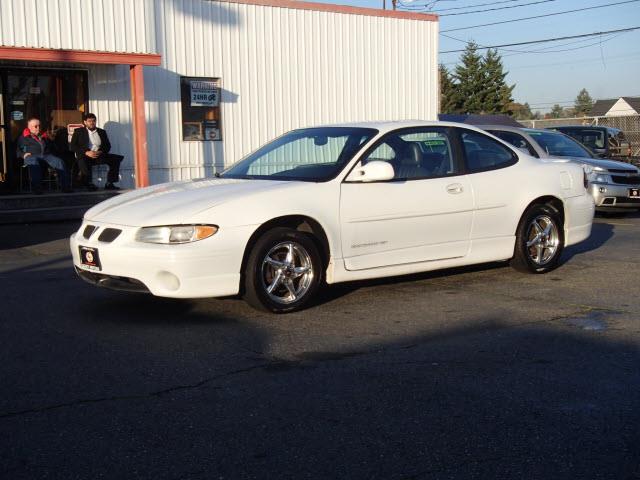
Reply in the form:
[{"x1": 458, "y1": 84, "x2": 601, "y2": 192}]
[
  {"x1": 136, "y1": 225, "x2": 218, "y2": 244},
  {"x1": 585, "y1": 166, "x2": 611, "y2": 184}
]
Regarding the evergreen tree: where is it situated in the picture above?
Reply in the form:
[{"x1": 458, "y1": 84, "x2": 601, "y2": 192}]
[
  {"x1": 452, "y1": 42, "x2": 485, "y2": 113},
  {"x1": 439, "y1": 64, "x2": 460, "y2": 113},
  {"x1": 510, "y1": 102, "x2": 533, "y2": 120},
  {"x1": 574, "y1": 88, "x2": 594, "y2": 116},
  {"x1": 482, "y1": 49, "x2": 514, "y2": 114},
  {"x1": 549, "y1": 104, "x2": 564, "y2": 118}
]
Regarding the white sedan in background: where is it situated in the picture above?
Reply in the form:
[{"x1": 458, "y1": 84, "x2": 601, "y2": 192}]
[{"x1": 70, "y1": 121, "x2": 594, "y2": 313}]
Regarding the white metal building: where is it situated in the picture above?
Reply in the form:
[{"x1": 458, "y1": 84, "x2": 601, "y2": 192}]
[{"x1": 0, "y1": 0, "x2": 438, "y2": 189}]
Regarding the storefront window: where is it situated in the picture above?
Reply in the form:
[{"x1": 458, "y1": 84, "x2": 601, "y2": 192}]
[
  {"x1": 5, "y1": 69, "x2": 87, "y2": 143},
  {"x1": 180, "y1": 76, "x2": 222, "y2": 141},
  {"x1": 0, "y1": 68, "x2": 88, "y2": 184}
]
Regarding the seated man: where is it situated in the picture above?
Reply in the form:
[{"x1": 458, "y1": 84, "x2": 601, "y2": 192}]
[
  {"x1": 70, "y1": 113, "x2": 124, "y2": 191},
  {"x1": 16, "y1": 117, "x2": 71, "y2": 194}
]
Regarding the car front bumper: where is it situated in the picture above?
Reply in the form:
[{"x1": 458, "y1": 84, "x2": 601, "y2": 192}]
[
  {"x1": 70, "y1": 221, "x2": 255, "y2": 298},
  {"x1": 589, "y1": 182, "x2": 640, "y2": 210}
]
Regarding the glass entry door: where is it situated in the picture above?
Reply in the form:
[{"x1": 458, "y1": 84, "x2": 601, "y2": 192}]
[
  {"x1": 0, "y1": 76, "x2": 7, "y2": 184},
  {"x1": 1, "y1": 68, "x2": 88, "y2": 190}
]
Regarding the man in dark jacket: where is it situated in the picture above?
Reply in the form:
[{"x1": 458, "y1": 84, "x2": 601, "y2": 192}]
[
  {"x1": 16, "y1": 117, "x2": 71, "y2": 194},
  {"x1": 70, "y1": 113, "x2": 124, "y2": 190}
]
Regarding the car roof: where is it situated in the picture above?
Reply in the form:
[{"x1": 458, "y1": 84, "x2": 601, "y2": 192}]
[
  {"x1": 549, "y1": 125, "x2": 623, "y2": 135},
  {"x1": 307, "y1": 120, "x2": 494, "y2": 135}
]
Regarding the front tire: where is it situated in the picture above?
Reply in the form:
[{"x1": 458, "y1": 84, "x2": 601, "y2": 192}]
[
  {"x1": 243, "y1": 227, "x2": 324, "y2": 313},
  {"x1": 511, "y1": 204, "x2": 564, "y2": 273}
]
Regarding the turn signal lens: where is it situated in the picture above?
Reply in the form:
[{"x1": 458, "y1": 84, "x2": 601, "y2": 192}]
[{"x1": 137, "y1": 225, "x2": 218, "y2": 244}]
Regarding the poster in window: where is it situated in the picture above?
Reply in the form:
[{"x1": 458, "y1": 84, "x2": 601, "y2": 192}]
[
  {"x1": 204, "y1": 121, "x2": 220, "y2": 141},
  {"x1": 181, "y1": 76, "x2": 222, "y2": 141},
  {"x1": 190, "y1": 80, "x2": 219, "y2": 107}
]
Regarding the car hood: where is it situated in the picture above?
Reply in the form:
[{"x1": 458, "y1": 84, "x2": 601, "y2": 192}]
[
  {"x1": 553, "y1": 156, "x2": 638, "y2": 172},
  {"x1": 84, "y1": 178, "x2": 294, "y2": 226}
]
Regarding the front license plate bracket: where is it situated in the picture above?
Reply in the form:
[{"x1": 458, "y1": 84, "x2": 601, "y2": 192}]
[{"x1": 79, "y1": 246, "x2": 102, "y2": 271}]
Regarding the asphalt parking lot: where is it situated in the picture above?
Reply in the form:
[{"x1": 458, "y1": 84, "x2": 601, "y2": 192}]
[{"x1": 1, "y1": 213, "x2": 639, "y2": 480}]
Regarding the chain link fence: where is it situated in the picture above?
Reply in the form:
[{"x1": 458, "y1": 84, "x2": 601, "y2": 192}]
[{"x1": 520, "y1": 115, "x2": 640, "y2": 160}]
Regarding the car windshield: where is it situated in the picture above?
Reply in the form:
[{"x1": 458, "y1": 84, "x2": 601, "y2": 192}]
[
  {"x1": 527, "y1": 130, "x2": 594, "y2": 158},
  {"x1": 221, "y1": 127, "x2": 378, "y2": 181},
  {"x1": 557, "y1": 128, "x2": 605, "y2": 150}
]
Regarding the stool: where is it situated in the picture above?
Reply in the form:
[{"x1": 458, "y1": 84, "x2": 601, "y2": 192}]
[{"x1": 19, "y1": 164, "x2": 60, "y2": 193}]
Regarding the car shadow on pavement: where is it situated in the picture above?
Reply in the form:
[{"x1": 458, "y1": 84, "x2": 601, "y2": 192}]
[{"x1": 562, "y1": 221, "x2": 614, "y2": 262}]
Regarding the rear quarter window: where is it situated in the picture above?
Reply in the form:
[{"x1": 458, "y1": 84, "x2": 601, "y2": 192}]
[{"x1": 461, "y1": 130, "x2": 518, "y2": 173}]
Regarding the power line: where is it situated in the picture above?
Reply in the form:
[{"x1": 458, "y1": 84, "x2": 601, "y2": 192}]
[
  {"x1": 505, "y1": 53, "x2": 640, "y2": 70},
  {"x1": 441, "y1": 0, "x2": 640, "y2": 33},
  {"x1": 440, "y1": 0, "x2": 557, "y2": 15},
  {"x1": 440, "y1": 30, "x2": 623, "y2": 57},
  {"x1": 433, "y1": 0, "x2": 540, "y2": 12},
  {"x1": 528, "y1": 96, "x2": 640, "y2": 107},
  {"x1": 439, "y1": 26, "x2": 640, "y2": 53},
  {"x1": 400, "y1": 0, "x2": 558, "y2": 14}
]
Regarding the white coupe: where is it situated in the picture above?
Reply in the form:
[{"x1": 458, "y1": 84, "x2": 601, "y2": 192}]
[{"x1": 70, "y1": 121, "x2": 595, "y2": 313}]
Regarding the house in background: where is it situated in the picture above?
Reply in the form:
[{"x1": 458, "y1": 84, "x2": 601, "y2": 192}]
[{"x1": 591, "y1": 97, "x2": 640, "y2": 117}]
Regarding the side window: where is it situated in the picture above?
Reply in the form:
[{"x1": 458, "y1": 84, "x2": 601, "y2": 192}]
[
  {"x1": 362, "y1": 128, "x2": 456, "y2": 180},
  {"x1": 489, "y1": 130, "x2": 538, "y2": 157},
  {"x1": 462, "y1": 130, "x2": 518, "y2": 173}
]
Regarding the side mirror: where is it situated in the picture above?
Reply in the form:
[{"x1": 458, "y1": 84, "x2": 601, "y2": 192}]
[
  {"x1": 347, "y1": 161, "x2": 395, "y2": 182},
  {"x1": 593, "y1": 148, "x2": 607, "y2": 158}
]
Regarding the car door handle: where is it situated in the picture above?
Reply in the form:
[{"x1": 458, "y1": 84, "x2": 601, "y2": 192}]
[{"x1": 446, "y1": 183, "x2": 464, "y2": 194}]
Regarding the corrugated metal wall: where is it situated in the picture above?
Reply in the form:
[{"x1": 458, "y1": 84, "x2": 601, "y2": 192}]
[{"x1": 0, "y1": 0, "x2": 438, "y2": 188}]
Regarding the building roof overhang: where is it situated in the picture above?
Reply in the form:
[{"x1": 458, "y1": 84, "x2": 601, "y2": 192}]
[
  {"x1": 0, "y1": 46, "x2": 161, "y2": 66},
  {"x1": 222, "y1": 0, "x2": 438, "y2": 21}
]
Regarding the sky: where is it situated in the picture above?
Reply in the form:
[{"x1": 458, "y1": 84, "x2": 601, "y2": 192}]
[{"x1": 318, "y1": 0, "x2": 640, "y2": 113}]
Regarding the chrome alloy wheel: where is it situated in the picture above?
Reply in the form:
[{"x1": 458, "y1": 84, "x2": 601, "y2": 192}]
[
  {"x1": 526, "y1": 215, "x2": 560, "y2": 266},
  {"x1": 261, "y1": 241, "x2": 314, "y2": 304}
]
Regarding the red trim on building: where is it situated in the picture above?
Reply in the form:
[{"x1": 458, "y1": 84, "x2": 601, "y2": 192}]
[
  {"x1": 0, "y1": 46, "x2": 161, "y2": 66},
  {"x1": 130, "y1": 65, "x2": 150, "y2": 188},
  {"x1": 221, "y1": 0, "x2": 438, "y2": 21}
]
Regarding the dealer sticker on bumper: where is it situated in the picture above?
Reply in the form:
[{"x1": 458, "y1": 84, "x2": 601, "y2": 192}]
[{"x1": 79, "y1": 246, "x2": 102, "y2": 271}]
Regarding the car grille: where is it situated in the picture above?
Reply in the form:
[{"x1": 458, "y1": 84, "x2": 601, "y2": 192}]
[
  {"x1": 608, "y1": 197, "x2": 640, "y2": 204},
  {"x1": 611, "y1": 175, "x2": 640, "y2": 185},
  {"x1": 83, "y1": 225, "x2": 97, "y2": 239},
  {"x1": 97, "y1": 228, "x2": 122, "y2": 243},
  {"x1": 608, "y1": 169, "x2": 634, "y2": 174}
]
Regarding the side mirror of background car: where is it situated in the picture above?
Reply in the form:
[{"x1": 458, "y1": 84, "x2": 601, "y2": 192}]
[
  {"x1": 347, "y1": 161, "x2": 395, "y2": 182},
  {"x1": 593, "y1": 148, "x2": 607, "y2": 158}
]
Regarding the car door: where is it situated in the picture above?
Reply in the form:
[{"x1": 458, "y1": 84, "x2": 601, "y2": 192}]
[
  {"x1": 458, "y1": 128, "x2": 524, "y2": 243},
  {"x1": 340, "y1": 127, "x2": 474, "y2": 271}
]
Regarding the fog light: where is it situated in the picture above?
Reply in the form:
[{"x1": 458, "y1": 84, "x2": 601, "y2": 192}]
[
  {"x1": 599, "y1": 187, "x2": 606, "y2": 193},
  {"x1": 157, "y1": 271, "x2": 180, "y2": 291}
]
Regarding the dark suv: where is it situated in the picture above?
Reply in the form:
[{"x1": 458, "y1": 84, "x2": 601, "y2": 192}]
[{"x1": 548, "y1": 126, "x2": 632, "y2": 160}]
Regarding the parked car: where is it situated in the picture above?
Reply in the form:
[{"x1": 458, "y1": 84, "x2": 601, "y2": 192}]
[
  {"x1": 71, "y1": 121, "x2": 594, "y2": 313},
  {"x1": 482, "y1": 125, "x2": 640, "y2": 212},
  {"x1": 548, "y1": 125, "x2": 632, "y2": 160}
]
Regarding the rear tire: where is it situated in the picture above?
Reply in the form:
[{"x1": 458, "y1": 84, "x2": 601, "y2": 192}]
[
  {"x1": 243, "y1": 227, "x2": 324, "y2": 313},
  {"x1": 511, "y1": 204, "x2": 564, "y2": 273}
]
